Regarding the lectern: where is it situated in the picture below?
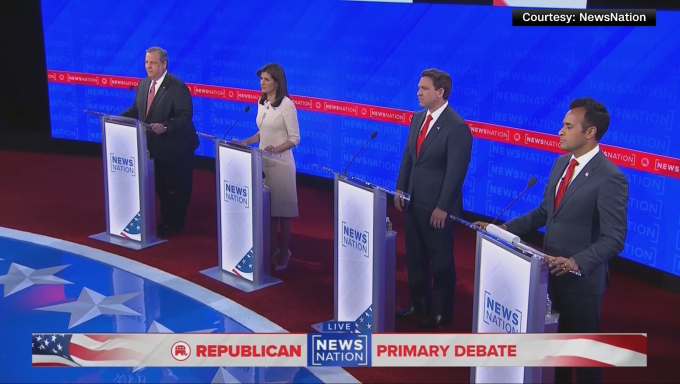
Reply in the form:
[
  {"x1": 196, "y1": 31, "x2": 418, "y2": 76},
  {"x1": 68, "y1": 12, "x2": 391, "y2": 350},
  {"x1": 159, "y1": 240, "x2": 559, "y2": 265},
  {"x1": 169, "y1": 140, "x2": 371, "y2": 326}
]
[
  {"x1": 85, "y1": 110, "x2": 166, "y2": 250},
  {"x1": 198, "y1": 133, "x2": 282, "y2": 293},
  {"x1": 312, "y1": 166, "x2": 407, "y2": 334},
  {"x1": 452, "y1": 217, "x2": 561, "y2": 384}
]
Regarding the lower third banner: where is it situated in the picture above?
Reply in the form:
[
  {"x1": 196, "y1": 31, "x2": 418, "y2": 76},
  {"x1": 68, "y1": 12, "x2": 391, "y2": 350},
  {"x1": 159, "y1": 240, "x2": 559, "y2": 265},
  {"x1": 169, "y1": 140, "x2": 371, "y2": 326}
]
[{"x1": 31, "y1": 333, "x2": 647, "y2": 368}]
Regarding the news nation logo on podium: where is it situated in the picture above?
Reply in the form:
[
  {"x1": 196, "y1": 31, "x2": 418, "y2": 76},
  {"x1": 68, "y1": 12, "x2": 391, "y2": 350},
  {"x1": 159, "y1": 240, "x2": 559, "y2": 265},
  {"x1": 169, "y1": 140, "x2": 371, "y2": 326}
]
[
  {"x1": 218, "y1": 146, "x2": 254, "y2": 282},
  {"x1": 483, "y1": 291, "x2": 523, "y2": 333},
  {"x1": 104, "y1": 122, "x2": 142, "y2": 242},
  {"x1": 110, "y1": 154, "x2": 136, "y2": 176},
  {"x1": 342, "y1": 221, "x2": 369, "y2": 258},
  {"x1": 224, "y1": 182, "x2": 249, "y2": 209},
  {"x1": 337, "y1": 179, "x2": 375, "y2": 333}
]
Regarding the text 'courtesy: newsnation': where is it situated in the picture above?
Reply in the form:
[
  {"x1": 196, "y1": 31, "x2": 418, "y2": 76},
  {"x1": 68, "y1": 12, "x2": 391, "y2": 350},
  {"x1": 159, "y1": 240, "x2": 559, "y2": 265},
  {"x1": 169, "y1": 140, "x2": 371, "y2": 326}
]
[{"x1": 512, "y1": 9, "x2": 656, "y2": 27}]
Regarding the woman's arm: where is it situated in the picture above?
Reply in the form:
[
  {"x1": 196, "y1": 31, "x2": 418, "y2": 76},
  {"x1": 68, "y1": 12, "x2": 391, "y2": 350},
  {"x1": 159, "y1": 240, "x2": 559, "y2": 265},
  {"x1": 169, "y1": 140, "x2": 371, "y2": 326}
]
[
  {"x1": 270, "y1": 98, "x2": 300, "y2": 152},
  {"x1": 241, "y1": 132, "x2": 260, "y2": 145}
]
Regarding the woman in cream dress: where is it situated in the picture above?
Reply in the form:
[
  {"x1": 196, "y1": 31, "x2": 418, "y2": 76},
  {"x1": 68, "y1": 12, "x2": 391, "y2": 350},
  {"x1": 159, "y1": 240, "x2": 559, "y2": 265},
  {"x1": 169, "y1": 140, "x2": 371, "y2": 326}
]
[{"x1": 242, "y1": 63, "x2": 300, "y2": 270}]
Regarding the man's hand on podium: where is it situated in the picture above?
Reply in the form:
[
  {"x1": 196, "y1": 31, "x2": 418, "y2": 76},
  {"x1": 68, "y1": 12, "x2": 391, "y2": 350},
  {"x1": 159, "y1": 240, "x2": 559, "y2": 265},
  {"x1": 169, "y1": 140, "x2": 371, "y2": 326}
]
[
  {"x1": 546, "y1": 256, "x2": 579, "y2": 276},
  {"x1": 472, "y1": 222, "x2": 507, "y2": 231},
  {"x1": 149, "y1": 123, "x2": 166, "y2": 134},
  {"x1": 393, "y1": 190, "x2": 405, "y2": 212}
]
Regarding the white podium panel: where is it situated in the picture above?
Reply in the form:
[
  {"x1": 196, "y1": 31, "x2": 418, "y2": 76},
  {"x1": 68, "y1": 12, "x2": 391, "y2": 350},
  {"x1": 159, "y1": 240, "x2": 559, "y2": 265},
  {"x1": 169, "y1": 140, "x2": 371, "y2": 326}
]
[
  {"x1": 475, "y1": 238, "x2": 532, "y2": 383},
  {"x1": 104, "y1": 121, "x2": 142, "y2": 241},
  {"x1": 311, "y1": 170, "x2": 401, "y2": 334},
  {"x1": 456, "y1": 218, "x2": 552, "y2": 384},
  {"x1": 199, "y1": 136, "x2": 282, "y2": 293},
  {"x1": 218, "y1": 146, "x2": 255, "y2": 281},
  {"x1": 337, "y1": 178, "x2": 375, "y2": 326},
  {"x1": 87, "y1": 110, "x2": 165, "y2": 251}
]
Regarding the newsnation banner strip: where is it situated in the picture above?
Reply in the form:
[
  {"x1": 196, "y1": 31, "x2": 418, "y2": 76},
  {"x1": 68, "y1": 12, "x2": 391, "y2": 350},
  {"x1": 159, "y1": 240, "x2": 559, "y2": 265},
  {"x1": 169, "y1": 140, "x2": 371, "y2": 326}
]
[
  {"x1": 31, "y1": 333, "x2": 647, "y2": 368},
  {"x1": 46, "y1": 70, "x2": 680, "y2": 180}
]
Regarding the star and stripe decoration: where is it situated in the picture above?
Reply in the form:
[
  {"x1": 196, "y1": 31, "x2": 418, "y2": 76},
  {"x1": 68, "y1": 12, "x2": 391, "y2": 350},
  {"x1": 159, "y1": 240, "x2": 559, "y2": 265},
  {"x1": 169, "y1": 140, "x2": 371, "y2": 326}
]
[
  {"x1": 231, "y1": 248, "x2": 254, "y2": 281},
  {"x1": 120, "y1": 212, "x2": 141, "y2": 238},
  {"x1": 353, "y1": 304, "x2": 372, "y2": 333}
]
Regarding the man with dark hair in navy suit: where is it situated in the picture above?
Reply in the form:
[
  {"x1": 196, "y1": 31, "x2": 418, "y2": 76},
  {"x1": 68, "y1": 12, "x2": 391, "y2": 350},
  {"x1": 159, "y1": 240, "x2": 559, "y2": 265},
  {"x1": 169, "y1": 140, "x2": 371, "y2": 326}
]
[{"x1": 394, "y1": 68, "x2": 473, "y2": 329}]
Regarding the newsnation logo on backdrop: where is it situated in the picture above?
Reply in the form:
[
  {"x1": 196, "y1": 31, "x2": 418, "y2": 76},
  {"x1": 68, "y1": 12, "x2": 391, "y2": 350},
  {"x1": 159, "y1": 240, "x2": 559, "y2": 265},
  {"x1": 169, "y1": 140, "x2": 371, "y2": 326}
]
[{"x1": 31, "y1": 323, "x2": 647, "y2": 368}]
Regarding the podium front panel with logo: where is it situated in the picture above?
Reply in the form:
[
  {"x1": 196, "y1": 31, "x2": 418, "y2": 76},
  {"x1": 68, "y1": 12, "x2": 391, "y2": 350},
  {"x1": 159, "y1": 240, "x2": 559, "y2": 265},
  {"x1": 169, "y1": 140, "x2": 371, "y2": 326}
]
[
  {"x1": 104, "y1": 121, "x2": 142, "y2": 241},
  {"x1": 313, "y1": 172, "x2": 399, "y2": 334},
  {"x1": 470, "y1": 230, "x2": 553, "y2": 384},
  {"x1": 87, "y1": 111, "x2": 166, "y2": 250},
  {"x1": 217, "y1": 145, "x2": 255, "y2": 281},
  {"x1": 336, "y1": 177, "x2": 377, "y2": 329},
  {"x1": 200, "y1": 139, "x2": 281, "y2": 293}
]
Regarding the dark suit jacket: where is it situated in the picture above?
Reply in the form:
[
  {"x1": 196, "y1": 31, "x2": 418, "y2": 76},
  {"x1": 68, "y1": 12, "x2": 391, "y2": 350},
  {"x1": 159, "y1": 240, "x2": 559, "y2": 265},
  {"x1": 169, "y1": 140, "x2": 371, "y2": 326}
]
[
  {"x1": 504, "y1": 151, "x2": 629, "y2": 296},
  {"x1": 396, "y1": 105, "x2": 473, "y2": 217},
  {"x1": 121, "y1": 72, "x2": 199, "y2": 161}
]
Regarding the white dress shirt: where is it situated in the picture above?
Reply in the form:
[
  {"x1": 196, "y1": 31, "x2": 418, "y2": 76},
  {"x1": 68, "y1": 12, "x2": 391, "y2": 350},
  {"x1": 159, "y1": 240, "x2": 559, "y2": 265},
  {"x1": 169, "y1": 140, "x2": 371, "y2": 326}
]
[
  {"x1": 149, "y1": 70, "x2": 167, "y2": 94},
  {"x1": 555, "y1": 144, "x2": 600, "y2": 195},
  {"x1": 420, "y1": 101, "x2": 449, "y2": 137}
]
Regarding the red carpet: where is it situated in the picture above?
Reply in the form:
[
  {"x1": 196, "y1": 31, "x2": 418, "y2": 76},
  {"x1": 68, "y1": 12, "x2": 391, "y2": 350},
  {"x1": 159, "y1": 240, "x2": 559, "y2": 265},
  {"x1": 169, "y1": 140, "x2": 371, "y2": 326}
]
[{"x1": 0, "y1": 149, "x2": 677, "y2": 383}]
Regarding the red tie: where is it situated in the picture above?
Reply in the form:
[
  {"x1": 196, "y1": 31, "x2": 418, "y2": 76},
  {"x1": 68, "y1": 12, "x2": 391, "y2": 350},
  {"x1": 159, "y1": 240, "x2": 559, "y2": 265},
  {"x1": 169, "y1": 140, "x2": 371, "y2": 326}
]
[
  {"x1": 554, "y1": 158, "x2": 579, "y2": 209},
  {"x1": 416, "y1": 114, "x2": 433, "y2": 157},
  {"x1": 146, "y1": 80, "x2": 156, "y2": 115}
]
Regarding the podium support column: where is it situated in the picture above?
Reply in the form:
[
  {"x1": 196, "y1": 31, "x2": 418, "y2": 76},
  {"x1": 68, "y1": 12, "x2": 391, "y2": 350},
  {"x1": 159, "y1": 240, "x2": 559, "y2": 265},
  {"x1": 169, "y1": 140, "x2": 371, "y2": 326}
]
[{"x1": 369, "y1": 186, "x2": 396, "y2": 333}]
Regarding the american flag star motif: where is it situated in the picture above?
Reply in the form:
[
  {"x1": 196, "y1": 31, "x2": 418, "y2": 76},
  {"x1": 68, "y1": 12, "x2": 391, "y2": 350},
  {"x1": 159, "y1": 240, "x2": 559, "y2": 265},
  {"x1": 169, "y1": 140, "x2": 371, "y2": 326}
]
[
  {"x1": 232, "y1": 248, "x2": 254, "y2": 280},
  {"x1": 120, "y1": 212, "x2": 141, "y2": 238},
  {"x1": 32, "y1": 333, "x2": 81, "y2": 367},
  {"x1": 32, "y1": 333, "x2": 146, "y2": 367},
  {"x1": 353, "y1": 305, "x2": 372, "y2": 334}
]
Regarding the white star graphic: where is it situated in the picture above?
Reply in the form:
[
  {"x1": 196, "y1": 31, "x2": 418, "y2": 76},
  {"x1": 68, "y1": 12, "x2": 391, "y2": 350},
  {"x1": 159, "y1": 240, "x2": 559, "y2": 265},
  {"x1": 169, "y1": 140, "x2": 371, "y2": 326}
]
[
  {"x1": 0, "y1": 262, "x2": 72, "y2": 297},
  {"x1": 34, "y1": 287, "x2": 142, "y2": 328},
  {"x1": 211, "y1": 367, "x2": 242, "y2": 383},
  {"x1": 147, "y1": 320, "x2": 216, "y2": 334}
]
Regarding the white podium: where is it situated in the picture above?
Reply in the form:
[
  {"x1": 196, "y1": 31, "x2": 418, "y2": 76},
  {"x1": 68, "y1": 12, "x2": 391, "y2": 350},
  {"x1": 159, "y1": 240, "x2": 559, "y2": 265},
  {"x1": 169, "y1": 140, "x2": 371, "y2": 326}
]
[
  {"x1": 198, "y1": 133, "x2": 283, "y2": 293},
  {"x1": 85, "y1": 110, "x2": 166, "y2": 250},
  {"x1": 452, "y1": 217, "x2": 561, "y2": 384},
  {"x1": 311, "y1": 166, "x2": 408, "y2": 334}
]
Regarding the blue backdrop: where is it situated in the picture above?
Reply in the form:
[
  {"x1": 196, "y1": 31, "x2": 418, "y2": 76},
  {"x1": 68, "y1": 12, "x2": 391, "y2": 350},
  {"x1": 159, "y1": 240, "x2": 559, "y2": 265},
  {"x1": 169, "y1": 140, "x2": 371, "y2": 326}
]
[{"x1": 41, "y1": 0, "x2": 680, "y2": 276}]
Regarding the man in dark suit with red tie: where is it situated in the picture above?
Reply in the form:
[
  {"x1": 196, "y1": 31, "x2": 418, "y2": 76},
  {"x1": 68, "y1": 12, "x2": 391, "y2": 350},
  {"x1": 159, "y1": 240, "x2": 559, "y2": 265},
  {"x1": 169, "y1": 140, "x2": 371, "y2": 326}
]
[
  {"x1": 121, "y1": 46, "x2": 199, "y2": 235},
  {"x1": 394, "y1": 69, "x2": 473, "y2": 329},
  {"x1": 475, "y1": 98, "x2": 629, "y2": 383}
]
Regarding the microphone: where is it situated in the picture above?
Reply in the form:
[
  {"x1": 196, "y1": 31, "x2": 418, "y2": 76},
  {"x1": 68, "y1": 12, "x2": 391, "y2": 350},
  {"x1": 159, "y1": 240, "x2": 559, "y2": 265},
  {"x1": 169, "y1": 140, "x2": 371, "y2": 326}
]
[
  {"x1": 108, "y1": 84, "x2": 136, "y2": 115},
  {"x1": 221, "y1": 106, "x2": 251, "y2": 140},
  {"x1": 343, "y1": 131, "x2": 378, "y2": 175},
  {"x1": 491, "y1": 176, "x2": 537, "y2": 225}
]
